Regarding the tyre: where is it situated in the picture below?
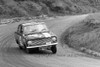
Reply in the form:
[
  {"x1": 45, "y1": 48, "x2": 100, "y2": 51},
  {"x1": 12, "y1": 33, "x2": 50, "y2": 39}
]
[
  {"x1": 23, "y1": 43, "x2": 30, "y2": 53},
  {"x1": 51, "y1": 45, "x2": 57, "y2": 54},
  {"x1": 26, "y1": 47, "x2": 40, "y2": 53},
  {"x1": 33, "y1": 48, "x2": 39, "y2": 52},
  {"x1": 19, "y1": 45, "x2": 23, "y2": 49},
  {"x1": 15, "y1": 39, "x2": 19, "y2": 44},
  {"x1": 25, "y1": 48, "x2": 31, "y2": 53}
]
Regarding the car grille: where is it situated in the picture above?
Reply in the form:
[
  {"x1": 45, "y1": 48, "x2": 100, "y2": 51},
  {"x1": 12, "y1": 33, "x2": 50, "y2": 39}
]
[{"x1": 32, "y1": 38, "x2": 52, "y2": 45}]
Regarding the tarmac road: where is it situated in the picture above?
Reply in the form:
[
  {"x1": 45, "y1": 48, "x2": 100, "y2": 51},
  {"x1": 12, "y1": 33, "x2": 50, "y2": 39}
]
[{"x1": 0, "y1": 14, "x2": 100, "y2": 67}]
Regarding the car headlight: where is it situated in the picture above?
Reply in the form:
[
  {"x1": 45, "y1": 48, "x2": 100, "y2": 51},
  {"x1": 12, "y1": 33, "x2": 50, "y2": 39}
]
[
  {"x1": 52, "y1": 36, "x2": 57, "y2": 42},
  {"x1": 27, "y1": 41, "x2": 32, "y2": 45}
]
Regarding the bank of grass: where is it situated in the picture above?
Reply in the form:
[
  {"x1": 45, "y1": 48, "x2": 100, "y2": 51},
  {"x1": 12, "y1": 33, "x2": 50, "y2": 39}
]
[{"x1": 64, "y1": 13, "x2": 100, "y2": 55}]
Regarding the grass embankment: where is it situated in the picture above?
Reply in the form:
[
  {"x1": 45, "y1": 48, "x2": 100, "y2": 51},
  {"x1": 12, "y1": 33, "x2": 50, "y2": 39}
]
[{"x1": 64, "y1": 13, "x2": 100, "y2": 56}]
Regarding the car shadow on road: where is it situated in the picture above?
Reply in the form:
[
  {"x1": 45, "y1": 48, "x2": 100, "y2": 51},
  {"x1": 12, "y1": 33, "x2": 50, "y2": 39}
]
[
  {"x1": 28, "y1": 49, "x2": 53, "y2": 55},
  {"x1": 2, "y1": 45, "x2": 53, "y2": 56}
]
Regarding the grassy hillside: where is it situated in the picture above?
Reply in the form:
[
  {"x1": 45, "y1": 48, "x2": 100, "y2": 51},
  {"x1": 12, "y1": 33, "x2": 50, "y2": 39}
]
[
  {"x1": 64, "y1": 13, "x2": 100, "y2": 56},
  {"x1": 0, "y1": 0, "x2": 100, "y2": 18}
]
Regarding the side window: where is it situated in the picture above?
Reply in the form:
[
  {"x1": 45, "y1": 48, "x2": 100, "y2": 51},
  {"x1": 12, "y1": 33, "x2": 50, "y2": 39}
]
[
  {"x1": 20, "y1": 26, "x2": 23, "y2": 34},
  {"x1": 17, "y1": 25, "x2": 20, "y2": 33}
]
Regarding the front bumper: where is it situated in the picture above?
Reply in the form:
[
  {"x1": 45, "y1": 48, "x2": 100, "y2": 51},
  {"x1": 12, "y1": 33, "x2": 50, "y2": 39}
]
[{"x1": 26, "y1": 43, "x2": 58, "y2": 49}]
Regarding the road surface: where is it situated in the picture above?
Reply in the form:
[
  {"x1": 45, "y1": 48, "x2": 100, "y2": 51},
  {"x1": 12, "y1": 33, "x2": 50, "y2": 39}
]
[{"x1": 0, "y1": 14, "x2": 100, "y2": 67}]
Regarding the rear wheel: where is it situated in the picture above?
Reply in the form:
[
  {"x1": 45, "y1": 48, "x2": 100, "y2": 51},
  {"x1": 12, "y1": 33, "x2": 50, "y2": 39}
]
[{"x1": 51, "y1": 45, "x2": 57, "y2": 54}]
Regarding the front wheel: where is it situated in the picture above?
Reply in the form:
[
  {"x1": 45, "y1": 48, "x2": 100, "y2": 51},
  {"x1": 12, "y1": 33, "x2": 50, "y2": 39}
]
[
  {"x1": 25, "y1": 48, "x2": 31, "y2": 53},
  {"x1": 33, "y1": 48, "x2": 39, "y2": 52},
  {"x1": 19, "y1": 45, "x2": 23, "y2": 49},
  {"x1": 51, "y1": 45, "x2": 57, "y2": 54}
]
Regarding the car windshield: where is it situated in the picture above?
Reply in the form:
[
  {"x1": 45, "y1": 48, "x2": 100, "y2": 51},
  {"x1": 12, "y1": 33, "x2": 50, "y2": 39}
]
[{"x1": 23, "y1": 24, "x2": 49, "y2": 35}]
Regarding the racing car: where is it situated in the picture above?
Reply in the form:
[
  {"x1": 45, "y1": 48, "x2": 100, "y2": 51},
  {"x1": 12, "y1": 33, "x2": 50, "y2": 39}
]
[{"x1": 15, "y1": 21, "x2": 58, "y2": 54}]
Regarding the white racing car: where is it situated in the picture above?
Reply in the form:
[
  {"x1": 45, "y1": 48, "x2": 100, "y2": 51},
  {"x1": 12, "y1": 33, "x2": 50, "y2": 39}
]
[{"x1": 15, "y1": 21, "x2": 58, "y2": 54}]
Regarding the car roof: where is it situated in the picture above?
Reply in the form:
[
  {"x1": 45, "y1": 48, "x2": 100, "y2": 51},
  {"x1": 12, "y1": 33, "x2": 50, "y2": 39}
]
[{"x1": 22, "y1": 21, "x2": 45, "y2": 26}]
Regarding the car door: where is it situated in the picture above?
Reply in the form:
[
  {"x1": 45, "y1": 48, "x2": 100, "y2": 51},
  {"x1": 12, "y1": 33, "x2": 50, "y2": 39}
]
[
  {"x1": 18, "y1": 25, "x2": 23, "y2": 35},
  {"x1": 15, "y1": 25, "x2": 21, "y2": 40},
  {"x1": 18, "y1": 25, "x2": 24, "y2": 47}
]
